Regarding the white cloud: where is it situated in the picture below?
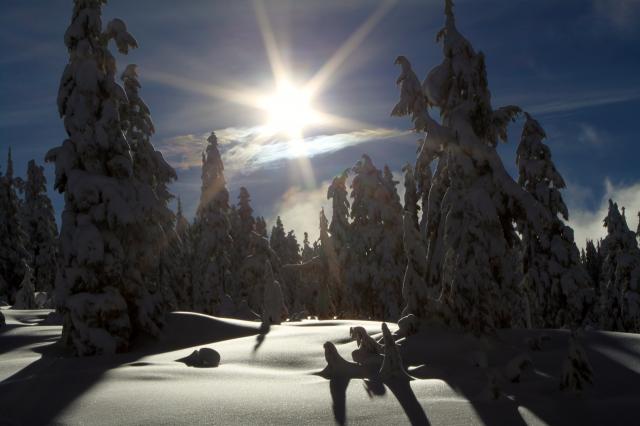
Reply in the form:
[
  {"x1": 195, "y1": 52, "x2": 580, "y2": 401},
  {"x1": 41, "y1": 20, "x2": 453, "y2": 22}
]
[
  {"x1": 268, "y1": 181, "x2": 333, "y2": 243},
  {"x1": 157, "y1": 126, "x2": 409, "y2": 176},
  {"x1": 568, "y1": 178, "x2": 640, "y2": 249}
]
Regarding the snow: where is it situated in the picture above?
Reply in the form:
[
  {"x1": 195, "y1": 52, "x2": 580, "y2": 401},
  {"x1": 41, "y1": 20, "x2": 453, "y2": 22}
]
[{"x1": 2, "y1": 309, "x2": 640, "y2": 425}]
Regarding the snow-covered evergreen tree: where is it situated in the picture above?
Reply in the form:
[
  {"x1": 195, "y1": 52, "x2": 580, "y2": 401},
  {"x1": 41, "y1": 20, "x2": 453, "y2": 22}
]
[
  {"x1": 583, "y1": 239, "x2": 603, "y2": 295},
  {"x1": 255, "y1": 216, "x2": 267, "y2": 237},
  {"x1": 229, "y1": 187, "x2": 256, "y2": 287},
  {"x1": 348, "y1": 155, "x2": 403, "y2": 319},
  {"x1": 376, "y1": 165, "x2": 405, "y2": 319},
  {"x1": 46, "y1": 1, "x2": 167, "y2": 354},
  {"x1": 327, "y1": 169, "x2": 350, "y2": 255},
  {"x1": 598, "y1": 200, "x2": 640, "y2": 332},
  {"x1": 237, "y1": 187, "x2": 255, "y2": 236},
  {"x1": 270, "y1": 216, "x2": 287, "y2": 262},
  {"x1": 120, "y1": 63, "x2": 180, "y2": 311},
  {"x1": 261, "y1": 260, "x2": 288, "y2": 325},
  {"x1": 516, "y1": 114, "x2": 593, "y2": 328},
  {"x1": 301, "y1": 232, "x2": 314, "y2": 262},
  {"x1": 401, "y1": 211, "x2": 435, "y2": 319},
  {"x1": 284, "y1": 230, "x2": 301, "y2": 265},
  {"x1": 13, "y1": 265, "x2": 36, "y2": 310},
  {"x1": 326, "y1": 169, "x2": 351, "y2": 315},
  {"x1": 0, "y1": 149, "x2": 28, "y2": 303},
  {"x1": 20, "y1": 160, "x2": 59, "y2": 294},
  {"x1": 317, "y1": 208, "x2": 341, "y2": 317},
  {"x1": 192, "y1": 132, "x2": 232, "y2": 314},
  {"x1": 391, "y1": 1, "x2": 548, "y2": 333},
  {"x1": 239, "y1": 232, "x2": 282, "y2": 313},
  {"x1": 175, "y1": 197, "x2": 189, "y2": 239},
  {"x1": 402, "y1": 163, "x2": 419, "y2": 230},
  {"x1": 168, "y1": 197, "x2": 192, "y2": 310}
]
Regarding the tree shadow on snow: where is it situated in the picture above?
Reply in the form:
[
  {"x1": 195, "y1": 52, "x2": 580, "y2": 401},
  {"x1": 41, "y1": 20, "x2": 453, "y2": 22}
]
[
  {"x1": 315, "y1": 341, "x2": 430, "y2": 426},
  {"x1": 401, "y1": 327, "x2": 640, "y2": 426},
  {"x1": 0, "y1": 312, "x2": 259, "y2": 425}
]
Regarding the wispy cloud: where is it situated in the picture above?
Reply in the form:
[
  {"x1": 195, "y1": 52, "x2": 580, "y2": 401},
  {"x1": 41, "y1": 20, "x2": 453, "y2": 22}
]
[
  {"x1": 592, "y1": 0, "x2": 640, "y2": 34},
  {"x1": 568, "y1": 178, "x2": 640, "y2": 249},
  {"x1": 577, "y1": 123, "x2": 609, "y2": 146},
  {"x1": 523, "y1": 88, "x2": 640, "y2": 116},
  {"x1": 0, "y1": 100, "x2": 55, "y2": 128},
  {"x1": 157, "y1": 126, "x2": 408, "y2": 175}
]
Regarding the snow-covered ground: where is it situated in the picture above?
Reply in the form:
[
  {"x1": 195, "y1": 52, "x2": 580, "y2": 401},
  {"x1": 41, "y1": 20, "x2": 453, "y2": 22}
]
[{"x1": 1, "y1": 308, "x2": 639, "y2": 425}]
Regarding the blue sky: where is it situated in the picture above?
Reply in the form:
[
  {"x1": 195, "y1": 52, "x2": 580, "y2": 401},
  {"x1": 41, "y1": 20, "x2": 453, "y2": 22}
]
[{"x1": 1, "y1": 0, "x2": 639, "y2": 246}]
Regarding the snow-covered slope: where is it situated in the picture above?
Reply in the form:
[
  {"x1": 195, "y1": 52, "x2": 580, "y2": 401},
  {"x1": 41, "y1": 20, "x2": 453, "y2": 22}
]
[{"x1": 1, "y1": 308, "x2": 639, "y2": 425}]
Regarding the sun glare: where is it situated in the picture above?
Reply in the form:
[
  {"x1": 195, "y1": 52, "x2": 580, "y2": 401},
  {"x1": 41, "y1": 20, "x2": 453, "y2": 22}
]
[{"x1": 263, "y1": 82, "x2": 317, "y2": 139}]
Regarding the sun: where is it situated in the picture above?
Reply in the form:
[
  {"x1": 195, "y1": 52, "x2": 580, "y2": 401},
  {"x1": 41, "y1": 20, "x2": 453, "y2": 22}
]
[{"x1": 262, "y1": 81, "x2": 318, "y2": 139}]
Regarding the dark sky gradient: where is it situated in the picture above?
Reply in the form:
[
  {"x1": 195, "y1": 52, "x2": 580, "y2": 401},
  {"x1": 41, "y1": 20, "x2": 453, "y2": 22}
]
[{"x1": 1, "y1": 0, "x2": 639, "y2": 244}]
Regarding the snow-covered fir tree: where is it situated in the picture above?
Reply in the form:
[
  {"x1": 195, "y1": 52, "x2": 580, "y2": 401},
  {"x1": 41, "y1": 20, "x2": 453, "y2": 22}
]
[
  {"x1": 327, "y1": 169, "x2": 350, "y2": 255},
  {"x1": 317, "y1": 208, "x2": 340, "y2": 317},
  {"x1": 175, "y1": 197, "x2": 190, "y2": 240},
  {"x1": 120, "y1": 63, "x2": 178, "y2": 310},
  {"x1": 284, "y1": 230, "x2": 301, "y2": 265},
  {"x1": 326, "y1": 170, "x2": 351, "y2": 315},
  {"x1": 255, "y1": 216, "x2": 267, "y2": 237},
  {"x1": 0, "y1": 148, "x2": 28, "y2": 304},
  {"x1": 516, "y1": 114, "x2": 593, "y2": 328},
  {"x1": 377, "y1": 165, "x2": 405, "y2": 319},
  {"x1": 46, "y1": 1, "x2": 167, "y2": 354},
  {"x1": 348, "y1": 155, "x2": 403, "y2": 319},
  {"x1": 391, "y1": 1, "x2": 548, "y2": 333},
  {"x1": 237, "y1": 187, "x2": 256, "y2": 237},
  {"x1": 598, "y1": 200, "x2": 640, "y2": 332},
  {"x1": 13, "y1": 265, "x2": 36, "y2": 310},
  {"x1": 270, "y1": 216, "x2": 287, "y2": 262},
  {"x1": 583, "y1": 239, "x2": 603, "y2": 296},
  {"x1": 261, "y1": 260, "x2": 288, "y2": 325},
  {"x1": 192, "y1": 132, "x2": 232, "y2": 314},
  {"x1": 229, "y1": 187, "x2": 257, "y2": 286},
  {"x1": 401, "y1": 211, "x2": 434, "y2": 319},
  {"x1": 170, "y1": 197, "x2": 192, "y2": 309},
  {"x1": 415, "y1": 142, "x2": 433, "y2": 236},
  {"x1": 402, "y1": 163, "x2": 420, "y2": 230},
  {"x1": 20, "y1": 160, "x2": 59, "y2": 293},
  {"x1": 239, "y1": 232, "x2": 282, "y2": 313},
  {"x1": 301, "y1": 232, "x2": 314, "y2": 262}
]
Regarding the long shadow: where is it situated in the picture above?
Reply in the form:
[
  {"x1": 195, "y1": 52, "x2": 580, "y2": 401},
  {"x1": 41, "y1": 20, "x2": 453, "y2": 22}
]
[
  {"x1": 0, "y1": 312, "x2": 260, "y2": 425},
  {"x1": 384, "y1": 378, "x2": 430, "y2": 426},
  {"x1": 329, "y1": 377, "x2": 350, "y2": 426},
  {"x1": 316, "y1": 340, "x2": 430, "y2": 426},
  {"x1": 401, "y1": 327, "x2": 640, "y2": 426},
  {"x1": 0, "y1": 324, "x2": 60, "y2": 355},
  {"x1": 253, "y1": 321, "x2": 270, "y2": 352}
]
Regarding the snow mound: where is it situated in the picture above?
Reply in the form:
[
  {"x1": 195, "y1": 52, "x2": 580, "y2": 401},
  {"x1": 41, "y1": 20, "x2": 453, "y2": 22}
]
[{"x1": 138, "y1": 311, "x2": 261, "y2": 353}]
